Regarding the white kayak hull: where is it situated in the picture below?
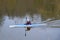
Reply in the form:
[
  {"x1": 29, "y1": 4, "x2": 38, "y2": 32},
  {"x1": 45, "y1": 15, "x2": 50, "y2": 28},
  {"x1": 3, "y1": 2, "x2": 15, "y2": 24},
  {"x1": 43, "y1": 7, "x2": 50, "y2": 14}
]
[{"x1": 9, "y1": 23, "x2": 47, "y2": 28}]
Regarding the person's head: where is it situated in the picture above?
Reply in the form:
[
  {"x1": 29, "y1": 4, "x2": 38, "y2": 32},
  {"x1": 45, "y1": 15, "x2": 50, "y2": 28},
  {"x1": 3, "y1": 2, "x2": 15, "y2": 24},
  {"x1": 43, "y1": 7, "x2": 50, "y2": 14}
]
[
  {"x1": 26, "y1": 17, "x2": 30, "y2": 21},
  {"x1": 27, "y1": 18, "x2": 30, "y2": 21}
]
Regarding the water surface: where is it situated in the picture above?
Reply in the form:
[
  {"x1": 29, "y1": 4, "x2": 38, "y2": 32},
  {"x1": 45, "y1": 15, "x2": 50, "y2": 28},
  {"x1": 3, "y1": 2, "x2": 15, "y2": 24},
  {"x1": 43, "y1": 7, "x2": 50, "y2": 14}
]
[{"x1": 0, "y1": 14, "x2": 60, "y2": 40}]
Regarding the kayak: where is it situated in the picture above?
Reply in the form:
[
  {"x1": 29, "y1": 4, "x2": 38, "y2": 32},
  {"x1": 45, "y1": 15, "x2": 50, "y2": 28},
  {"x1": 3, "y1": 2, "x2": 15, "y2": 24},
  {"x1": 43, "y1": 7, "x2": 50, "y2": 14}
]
[{"x1": 9, "y1": 23, "x2": 47, "y2": 28}]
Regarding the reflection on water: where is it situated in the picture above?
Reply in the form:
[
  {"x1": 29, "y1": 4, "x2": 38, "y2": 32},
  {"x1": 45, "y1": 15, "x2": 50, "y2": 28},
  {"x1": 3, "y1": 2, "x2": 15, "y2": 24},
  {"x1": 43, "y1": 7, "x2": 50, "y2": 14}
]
[
  {"x1": 0, "y1": 13, "x2": 42, "y2": 26},
  {"x1": 0, "y1": 15, "x2": 4, "y2": 26},
  {"x1": 0, "y1": 13, "x2": 60, "y2": 40}
]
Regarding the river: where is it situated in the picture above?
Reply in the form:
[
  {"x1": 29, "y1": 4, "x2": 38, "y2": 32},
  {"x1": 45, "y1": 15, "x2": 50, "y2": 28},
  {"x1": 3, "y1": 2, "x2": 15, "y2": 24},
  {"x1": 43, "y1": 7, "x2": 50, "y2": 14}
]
[{"x1": 0, "y1": 13, "x2": 60, "y2": 40}]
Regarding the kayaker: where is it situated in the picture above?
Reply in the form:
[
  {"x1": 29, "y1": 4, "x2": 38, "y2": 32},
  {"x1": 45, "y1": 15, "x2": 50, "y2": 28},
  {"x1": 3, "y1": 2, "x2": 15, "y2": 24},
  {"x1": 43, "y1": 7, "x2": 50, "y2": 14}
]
[{"x1": 25, "y1": 17, "x2": 31, "y2": 25}]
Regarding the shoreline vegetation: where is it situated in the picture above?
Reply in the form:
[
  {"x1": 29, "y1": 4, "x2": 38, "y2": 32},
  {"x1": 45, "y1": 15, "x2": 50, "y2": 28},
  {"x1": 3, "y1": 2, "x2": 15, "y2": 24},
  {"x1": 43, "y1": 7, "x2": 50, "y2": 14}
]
[{"x1": 0, "y1": 0, "x2": 60, "y2": 19}]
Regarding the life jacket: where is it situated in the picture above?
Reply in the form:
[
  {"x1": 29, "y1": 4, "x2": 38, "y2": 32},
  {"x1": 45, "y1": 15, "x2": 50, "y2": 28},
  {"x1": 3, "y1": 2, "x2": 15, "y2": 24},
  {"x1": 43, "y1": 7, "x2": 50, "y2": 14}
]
[{"x1": 25, "y1": 21, "x2": 31, "y2": 25}]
